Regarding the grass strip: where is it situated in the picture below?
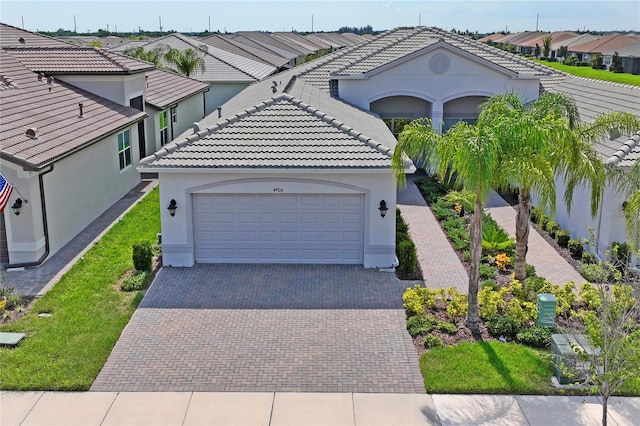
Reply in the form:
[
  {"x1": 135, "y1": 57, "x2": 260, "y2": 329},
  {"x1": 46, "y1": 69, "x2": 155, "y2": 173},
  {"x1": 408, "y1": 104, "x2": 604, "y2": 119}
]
[
  {"x1": 0, "y1": 187, "x2": 159, "y2": 390},
  {"x1": 531, "y1": 59, "x2": 640, "y2": 86}
]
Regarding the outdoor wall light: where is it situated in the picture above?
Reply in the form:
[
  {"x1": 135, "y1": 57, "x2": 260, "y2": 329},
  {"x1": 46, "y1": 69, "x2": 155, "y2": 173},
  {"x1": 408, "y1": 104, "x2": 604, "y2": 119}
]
[
  {"x1": 378, "y1": 200, "x2": 388, "y2": 218},
  {"x1": 11, "y1": 198, "x2": 23, "y2": 216},
  {"x1": 167, "y1": 199, "x2": 177, "y2": 217}
]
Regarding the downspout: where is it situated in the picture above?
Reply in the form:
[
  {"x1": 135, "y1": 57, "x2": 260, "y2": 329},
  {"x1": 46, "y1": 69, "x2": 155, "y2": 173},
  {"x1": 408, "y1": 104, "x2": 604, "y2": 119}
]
[{"x1": 7, "y1": 164, "x2": 54, "y2": 268}]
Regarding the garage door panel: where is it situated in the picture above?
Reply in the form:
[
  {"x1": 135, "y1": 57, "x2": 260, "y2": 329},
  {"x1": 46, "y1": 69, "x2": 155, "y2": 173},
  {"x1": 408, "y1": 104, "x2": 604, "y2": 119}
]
[{"x1": 194, "y1": 193, "x2": 364, "y2": 264}]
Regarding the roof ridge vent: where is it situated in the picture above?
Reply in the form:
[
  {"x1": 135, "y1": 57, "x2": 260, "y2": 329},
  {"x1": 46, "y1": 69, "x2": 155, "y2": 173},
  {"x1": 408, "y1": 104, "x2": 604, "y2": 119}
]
[{"x1": 26, "y1": 128, "x2": 38, "y2": 140}]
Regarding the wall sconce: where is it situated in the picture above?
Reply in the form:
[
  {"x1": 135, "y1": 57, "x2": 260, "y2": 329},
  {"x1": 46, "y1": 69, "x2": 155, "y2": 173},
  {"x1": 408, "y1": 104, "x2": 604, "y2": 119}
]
[
  {"x1": 378, "y1": 200, "x2": 388, "y2": 218},
  {"x1": 11, "y1": 198, "x2": 23, "y2": 216},
  {"x1": 167, "y1": 199, "x2": 177, "y2": 217}
]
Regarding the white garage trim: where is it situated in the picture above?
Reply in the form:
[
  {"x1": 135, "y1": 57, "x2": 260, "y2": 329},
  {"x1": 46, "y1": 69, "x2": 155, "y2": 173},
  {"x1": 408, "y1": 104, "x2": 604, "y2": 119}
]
[{"x1": 193, "y1": 193, "x2": 365, "y2": 264}]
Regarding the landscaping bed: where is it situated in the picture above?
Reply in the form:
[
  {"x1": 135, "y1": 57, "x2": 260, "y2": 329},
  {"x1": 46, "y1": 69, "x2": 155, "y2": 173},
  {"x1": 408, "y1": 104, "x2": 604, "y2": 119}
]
[{"x1": 0, "y1": 187, "x2": 160, "y2": 390}]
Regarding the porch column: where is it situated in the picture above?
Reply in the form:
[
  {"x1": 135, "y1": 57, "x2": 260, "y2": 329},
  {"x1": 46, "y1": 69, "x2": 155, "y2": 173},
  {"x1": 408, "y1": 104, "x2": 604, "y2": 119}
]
[{"x1": 431, "y1": 100, "x2": 444, "y2": 134}]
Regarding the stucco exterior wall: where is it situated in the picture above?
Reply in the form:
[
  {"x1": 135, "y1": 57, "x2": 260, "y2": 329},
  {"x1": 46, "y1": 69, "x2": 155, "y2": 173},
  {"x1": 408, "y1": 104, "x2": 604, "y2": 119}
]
[
  {"x1": 205, "y1": 83, "x2": 249, "y2": 115},
  {"x1": 56, "y1": 74, "x2": 147, "y2": 107},
  {"x1": 4, "y1": 125, "x2": 142, "y2": 264},
  {"x1": 338, "y1": 47, "x2": 540, "y2": 127},
  {"x1": 147, "y1": 93, "x2": 205, "y2": 154},
  {"x1": 157, "y1": 170, "x2": 397, "y2": 268}
]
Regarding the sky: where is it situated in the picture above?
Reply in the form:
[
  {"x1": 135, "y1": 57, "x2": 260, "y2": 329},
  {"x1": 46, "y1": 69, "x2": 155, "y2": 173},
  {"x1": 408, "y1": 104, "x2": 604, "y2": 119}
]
[{"x1": 1, "y1": 0, "x2": 638, "y2": 34}]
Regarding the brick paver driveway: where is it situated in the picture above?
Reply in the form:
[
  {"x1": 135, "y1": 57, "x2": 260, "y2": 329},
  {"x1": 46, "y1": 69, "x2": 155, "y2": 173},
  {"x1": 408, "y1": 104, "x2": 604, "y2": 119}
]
[{"x1": 92, "y1": 264, "x2": 425, "y2": 393}]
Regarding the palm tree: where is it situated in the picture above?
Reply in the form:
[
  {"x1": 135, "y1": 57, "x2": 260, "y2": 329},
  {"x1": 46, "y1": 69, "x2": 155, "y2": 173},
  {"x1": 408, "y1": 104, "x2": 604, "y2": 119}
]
[
  {"x1": 164, "y1": 47, "x2": 206, "y2": 77},
  {"x1": 392, "y1": 119, "x2": 502, "y2": 332},
  {"x1": 123, "y1": 44, "x2": 168, "y2": 68},
  {"x1": 481, "y1": 92, "x2": 640, "y2": 281}
]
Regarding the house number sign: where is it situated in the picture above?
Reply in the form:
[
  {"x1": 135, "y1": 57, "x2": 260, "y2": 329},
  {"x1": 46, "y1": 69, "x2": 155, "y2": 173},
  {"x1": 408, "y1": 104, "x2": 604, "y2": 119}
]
[{"x1": 273, "y1": 187, "x2": 284, "y2": 192}]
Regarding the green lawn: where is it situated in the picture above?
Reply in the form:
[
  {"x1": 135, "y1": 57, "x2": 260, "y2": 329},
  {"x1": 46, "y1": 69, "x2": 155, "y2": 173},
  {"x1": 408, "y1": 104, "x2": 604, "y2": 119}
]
[
  {"x1": 531, "y1": 59, "x2": 640, "y2": 86},
  {"x1": 420, "y1": 341, "x2": 556, "y2": 394},
  {"x1": 0, "y1": 187, "x2": 160, "y2": 390}
]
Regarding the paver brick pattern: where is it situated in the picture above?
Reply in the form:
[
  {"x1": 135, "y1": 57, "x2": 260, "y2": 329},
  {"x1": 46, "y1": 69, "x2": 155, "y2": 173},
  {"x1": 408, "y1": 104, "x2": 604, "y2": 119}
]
[
  {"x1": 397, "y1": 174, "x2": 469, "y2": 294},
  {"x1": 485, "y1": 191, "x2": 586, "y2": 285},
  {"x1": 92, "y1": 264, "x2": 425, "y2": 393}
]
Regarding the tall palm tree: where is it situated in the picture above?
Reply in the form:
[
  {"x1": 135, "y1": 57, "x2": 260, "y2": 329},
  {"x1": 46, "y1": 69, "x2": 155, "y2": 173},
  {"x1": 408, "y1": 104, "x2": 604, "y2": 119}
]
[
  {"x1": 481, "y1": 93, "x2": 640, "y2": 281},
  {"x1": 392, "y1": 119, "x2": 501, "y2": 332},
  {"x1": 164, "y1": 47, "x2": 206, "y2": 77}
]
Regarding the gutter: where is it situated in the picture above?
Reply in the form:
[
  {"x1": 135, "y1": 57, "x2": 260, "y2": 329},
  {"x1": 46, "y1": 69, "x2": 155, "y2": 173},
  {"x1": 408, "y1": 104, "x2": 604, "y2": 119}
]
[{"x1": 7, "y1": 165, "x2": 54, "y2": 269}]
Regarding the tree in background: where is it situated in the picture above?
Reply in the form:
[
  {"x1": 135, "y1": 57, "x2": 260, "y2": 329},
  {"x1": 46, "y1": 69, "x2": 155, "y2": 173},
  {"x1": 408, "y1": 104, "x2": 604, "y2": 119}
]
[
  {"x1": 591, "y1": 53, "x2": 604, "y2": 70},
  {"x1": 164, "y1": 47, "x2": 206, "y2": 77},
  {"x1": 610, "y1": 51, "x2": 624, "y2": 73},
  {"x1": 558, "y1": 45, "x2": 568, "y2": 59},
  {"x1": 542, "y1": 34, "x2": 552, "y2": 58},
  {"x1": 123, "y1": 44, "x2": 168, "y2": 68}
]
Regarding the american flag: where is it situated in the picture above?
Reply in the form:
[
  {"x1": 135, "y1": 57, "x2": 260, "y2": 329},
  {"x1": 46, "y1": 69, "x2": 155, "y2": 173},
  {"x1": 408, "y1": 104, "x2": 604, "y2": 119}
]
[{"x1": 0, "y1": 172, "x2": 14, "y2": 213}]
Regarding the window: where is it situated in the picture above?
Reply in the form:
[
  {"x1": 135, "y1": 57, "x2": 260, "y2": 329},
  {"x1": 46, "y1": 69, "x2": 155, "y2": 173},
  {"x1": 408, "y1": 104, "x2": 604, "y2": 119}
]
[
  {"x1": 170, "y1": 106, "x2": 177, "y2": 123},
  {"x1": 383, "y1": 118, "x2": 412, "y2": 138},
  {"x1": 118, "y1": 130, "x2": 131, "y2": 170},
  {"x1": 159, "y1": 111, "x2": 169, "y2": 146}
]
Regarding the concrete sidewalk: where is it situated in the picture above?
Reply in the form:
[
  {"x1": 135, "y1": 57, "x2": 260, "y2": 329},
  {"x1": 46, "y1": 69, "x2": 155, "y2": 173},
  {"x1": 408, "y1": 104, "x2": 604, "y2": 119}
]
[{"x1": 2, "y1": 391, "x2": 638, "y2": 425}]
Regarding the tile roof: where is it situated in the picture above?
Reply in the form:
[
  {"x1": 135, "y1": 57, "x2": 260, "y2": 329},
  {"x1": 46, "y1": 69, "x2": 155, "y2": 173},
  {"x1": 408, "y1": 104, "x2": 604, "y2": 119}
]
[
  {"x1": 4, "y1": 47, "x2": 154, "y2": 74},
  {"x1": 308, "y1": 33, "x2": 354, "y2": 48},
  {"x1": 141, "y1": 33, "x2": 276, "y2": 82},
  {"x1": 108, "y1": 39, "x2": 153, "y2": 53},
  {"x1": 542, "y1": 75, "x2": 640, "y2": 166},
  {"x1": 271, "y1": 32, "x2": 327, "y2": 53},
  {"x1": 200, "y1": 34, "x2": 289, "y2": 68},
  {"x1": 235, "y1": 31, "x2": 312, "y2": 56},
  {"x1": 144, "y1": 68, "x2": 209, "y2": 110},
  {"x1": 139, "y1": 93, "x2": 397, "y2": 170},
  {"x1": 569, "y1": 34, "x2": 640, "y2": 54},
  {"x1": 0, "y1": 49, "x2": 146, "y2": 169},
  {"x1": 0, "y1": 22, "x2": 70, "y2": 48},
  {"x1": 228, "y1": 34, "x2": 298, "y2": 61}
]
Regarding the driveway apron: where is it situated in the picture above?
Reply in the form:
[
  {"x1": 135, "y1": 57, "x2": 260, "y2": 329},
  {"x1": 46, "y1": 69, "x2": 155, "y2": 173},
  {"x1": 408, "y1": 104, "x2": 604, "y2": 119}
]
[{"x1": 92, "y1": 264, "x2": 425, "y2": 393}]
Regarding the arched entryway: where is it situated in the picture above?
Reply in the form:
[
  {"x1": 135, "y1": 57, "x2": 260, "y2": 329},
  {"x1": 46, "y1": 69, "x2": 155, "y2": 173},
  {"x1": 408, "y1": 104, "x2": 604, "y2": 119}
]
[
  {"x1": 370, "y1": 95, "x2": 432, "y2": 138},
  {"x1": 442, "y1": 96, "x2": 488, "y2": 132}
]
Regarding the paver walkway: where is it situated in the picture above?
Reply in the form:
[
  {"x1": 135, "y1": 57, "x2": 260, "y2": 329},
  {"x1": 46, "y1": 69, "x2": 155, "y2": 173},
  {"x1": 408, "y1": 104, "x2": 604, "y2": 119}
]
[
  {"x1": 397, "y1": 174, "x2": 469, "y2": 293},
  {"x1": 92, "y1": 264, "x2": 425, "y2": 393},
  {"x1": 485, "y1": 190, "x2": 586, "y2": 285},
  {"x1": 3, "y1": 180, "x2": 158, "y2": 296}
]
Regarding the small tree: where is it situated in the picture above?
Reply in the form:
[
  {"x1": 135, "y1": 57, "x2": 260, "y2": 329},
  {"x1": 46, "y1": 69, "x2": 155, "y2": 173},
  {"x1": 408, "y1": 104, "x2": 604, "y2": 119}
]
[
  {"x1": 534, "y1": 43, "x2": 541, "y2": 58},
  {"x1": 558, "y1": 45, "x2": 569, "y2": 59},
  {"x1": 610, "y1": 51, "x2": 623, "y2": 73},
  {"x1": 579, "y1": 285, "x2": 640, "y2": 426},
  {"x1": 542, "y1": 35, "x2": 552, "y2": 58},
  {"x1": 591, "y1": 53, "x2": 604, "y2": 70}
]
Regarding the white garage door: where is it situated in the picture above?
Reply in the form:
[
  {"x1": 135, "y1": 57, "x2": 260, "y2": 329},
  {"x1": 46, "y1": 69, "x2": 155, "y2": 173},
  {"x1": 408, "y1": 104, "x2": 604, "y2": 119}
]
[{"x1": 193, "y1": 193, "x2": 364, "y2": 264}]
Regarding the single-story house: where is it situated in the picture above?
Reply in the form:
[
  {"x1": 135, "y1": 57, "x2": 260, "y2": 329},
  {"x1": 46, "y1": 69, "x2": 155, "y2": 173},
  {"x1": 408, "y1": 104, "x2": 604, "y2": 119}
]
[
  {"x1": 139, "y1": 26, "x2": 561, "y2": 269},
  {"x1": 0, "y1": 24, "x2": 212, "y2": 267},
  {"x1": 199, "y1": 34, "x2": 290, "y2": 71},
  {"x1": 139, "y1": 33, "x2": 277, "y2": 115}
]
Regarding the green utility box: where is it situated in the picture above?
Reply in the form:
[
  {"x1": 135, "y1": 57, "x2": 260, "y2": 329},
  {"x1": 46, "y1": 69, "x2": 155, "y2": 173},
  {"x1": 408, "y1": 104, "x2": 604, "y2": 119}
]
[
  {"x1": 536, "y1": 293, "x2": 557, "y2": 327},
  {"x1": 551, "y1": 334, "x2": 601, "y2": 384}
]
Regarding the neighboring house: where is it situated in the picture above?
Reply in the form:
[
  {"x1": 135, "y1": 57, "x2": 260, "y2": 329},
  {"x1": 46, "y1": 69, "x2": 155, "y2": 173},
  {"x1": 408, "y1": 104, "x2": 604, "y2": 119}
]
[
  {"x1": 568, "y1": 34, "x2": 640, "y2": 63},
  {"x1": 0, "y1": 24, "x2": 211, "y2": 267},
  {"x1": 0, "y1": 49, "x2": 147, "y2": 266},
  {"x1": 199, "y1": 34, "x2": 290, "y2": 70},
  {"x1": 548, "y1": 33, "x2": 599, "y2": 61},
  {"x1": 108, "y1": 39, "x2": 154, "y2": 53},
  {"x1": 144, "y1": 68, "x2": 210, "y2": 154},
  {"x1": 230, "y1": 32, "x2": 306, "y2": 67},
  {"x1": 602, "y1": 43, "x2": 640, "y2": 74},
  {"x1": 140, "y1": 33, "x2": 277, "y2": 115},
  {"x1": 271, "y1": 32, "x2": 332, "y2": 58},
  {"x1": 539, "y1": 76, "x2": 640, "y2": 259},
  {"x1": 139, "y1": 26, "x2": 559, "y2": 269}
]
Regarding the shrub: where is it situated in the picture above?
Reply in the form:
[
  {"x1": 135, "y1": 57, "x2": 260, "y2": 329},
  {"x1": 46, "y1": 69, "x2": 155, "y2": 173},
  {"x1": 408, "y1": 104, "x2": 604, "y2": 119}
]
[
  {"x1": 416, "y1": 177, "x2": 448, "y2": 204},
  {"x1": 481, "y1": 279, "x2": 498, "y2": 291},
  {"x1": 555, "y1": 230, "x2": 570, "y2": 248},
  {"x1": 397, "y1": 239, "x2": 418, "y2": 274},
  {"x1": 495, "y1": 253, "x2": 510, "y2": 270},
  {"x1": 482, "y1": 219, "x2": 514, "y2": 254},
  {"x1": 396, "y1": 209, "x2": 409, "y2": 234},
  {"x1": 432, "y1": 205, "x2": 455, "y2": 222},
  {"x1": 568, "y1": 239, "x2": 584, "y2": 258},
  {"x1": 423, "y1": 334, "x2": 444, "y2": 349},
  {"x1": 611, "y1": 241, "x2": 630, "y2": 273},
  {"x1": 579, "y1": 262, "x2": 620, "y2": 283},
  {"x1": 463, "y1": 250, "x2": 471, "y2": 262},
  {"x1": 479, "y1": 264, "x2": 497, "y2": 279},
  {"x1": 0, "y1": 286, "x2": 15, "y2": 300},
  {"x1": 581, "y1": 251, "x2": 597, "y2": 265},
  {"x1": 120, "y1": 270, "x2": 150, "y2": 291},
  {"x1": 132, "y1": 241, "x2": 153, "y2": 272},
  {"x1": 5, "y1": 293, "x2": 22, "y2": 310},
  {"x1": 530, "y1": 207, "x2": 540, "y2": 224},
  {"x1": 579, "y1": 282, "x2": 601, "y2": 310},
  {"x1": 445, "y1": 288, "x2": 468, "y2": 320},
  {"x1": 402, "y1": 284, "x2": 428, "y2": 315},
  {"x1": 538, "y1": 214, "x2": 549, "y2": 230},
  {"x1": 437, "y1": 321, "x2": 458, "y2": 334},
  {"x1": 526, "y1": 264, "x2": 536, "y2": 278},
  {"x1": 563, "y1": 55, "x2": 578, "y2": 65},
  {"x1": 516, "y1": 325, "x2": 553, "y2": 348},
  {"x1": 545, "y1": 221, "x2": 560, "y2": 239},
  {"x1": 407, "y1": 314, "x2": 437, "y2": 337},
  {"x1": 486, "y1": 315, "x2": 520, "y2": 338}
]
